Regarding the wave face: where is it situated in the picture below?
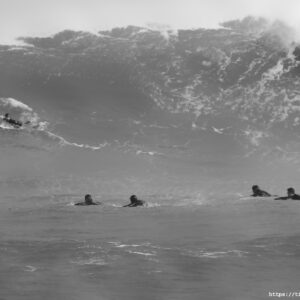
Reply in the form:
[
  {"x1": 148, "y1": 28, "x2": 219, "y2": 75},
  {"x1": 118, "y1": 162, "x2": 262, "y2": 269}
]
[{"x1": 0, "y1": 17, "x2": 300, "y2": 196}]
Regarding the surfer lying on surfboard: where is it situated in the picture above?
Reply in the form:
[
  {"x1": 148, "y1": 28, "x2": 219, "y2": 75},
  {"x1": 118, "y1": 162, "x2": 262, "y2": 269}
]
[
  {"x1": 251, "y1": 185, "x2": 272, "y2": 197},
  {"x1": 2, "y1": 113, "x2": 30, "y2": 128},
  {"x1": 275, "y1": 188, "x2": 300, "y2": 200},
  {"x1": 75, "y1": 194, "x2": 101, "y2": 206},
  {"x1": 123, "y1": 195, "x2": 145, "y2": 207}
]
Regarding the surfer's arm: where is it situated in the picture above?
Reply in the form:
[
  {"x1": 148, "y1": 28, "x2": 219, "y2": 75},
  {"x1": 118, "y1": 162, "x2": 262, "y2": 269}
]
[{"x1": 263, "y1": 192, "x2": 271, "y2": 196}]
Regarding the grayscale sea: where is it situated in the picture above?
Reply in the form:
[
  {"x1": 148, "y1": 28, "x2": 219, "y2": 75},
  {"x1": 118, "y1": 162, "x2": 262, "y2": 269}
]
[
  {"x1": 1, "y1": 194, "x2": 300, "y2": 300},
  {"x1": 1, "y1": 19, "x2": 300, "y2": 299}
]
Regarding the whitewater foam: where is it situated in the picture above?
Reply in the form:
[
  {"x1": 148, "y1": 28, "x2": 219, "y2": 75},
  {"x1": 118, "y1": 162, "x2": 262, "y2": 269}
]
[
  {"x1": 24, "y1": 265, "x2": 37, "y2": 272},
  {"x1": 71, "y1": 258, "x2": 107, "y2": 266},
  {"x1": 0, "y1": 97, "x2": 112, "y2": 152},
  {"x1": 184, "y1": 249, "x2": 249, "y2": 259},
  {"x1": 0, "y1": 98, "x2": 32, "y2": 112},
  {"x1": 127, "y1": 251, "x2": 156, "y2": 256}
]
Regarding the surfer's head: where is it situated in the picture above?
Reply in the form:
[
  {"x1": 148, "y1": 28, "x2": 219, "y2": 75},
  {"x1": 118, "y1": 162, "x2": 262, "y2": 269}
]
[
  {"x1": 130, "y1": 195, "x2": 137, "y2": 203},
  {"x1": 85, "y1": 194, "x2": 93, "y2": 204},
  {"x1": 4, "y1": 113, "x2": 9, "y2": 118},
  {"x1": 252, "y1": 185, "x2": 259, "y2": 192},
  {"x1": 287, "y1": 188, "x2": 295, "y2": 196}
]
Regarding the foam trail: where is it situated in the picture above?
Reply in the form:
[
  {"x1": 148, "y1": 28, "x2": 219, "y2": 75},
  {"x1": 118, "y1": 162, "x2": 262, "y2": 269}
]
[
  {"x1": 71, "y1": 258, "x2": 107, "y2": 265},
  {"x1": 128, "y1": 250, "x2": 156, "y2": 256},
  {"x1": 136, "y1": 150, "x2": 165, "y2": 156},
  {"x1": 24, "y1": 265, "x2": 37, "y2": 272},
  {"x1": 44, "y1": 131, "x2": 110, "y2": 150}
]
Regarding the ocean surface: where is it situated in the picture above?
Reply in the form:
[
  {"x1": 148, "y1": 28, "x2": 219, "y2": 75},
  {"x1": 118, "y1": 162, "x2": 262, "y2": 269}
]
[
  {"x1": 1, "y1": 21, "x2": 300, "y2": 299},
  {"x1": 1, "y1": 194, "x2": 300, "y2": 300}
]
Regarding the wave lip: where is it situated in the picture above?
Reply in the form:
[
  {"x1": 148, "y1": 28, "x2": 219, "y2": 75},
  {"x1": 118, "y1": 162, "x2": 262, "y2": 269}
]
[{"x1": 0, "y1": 97, "x2": 32, "y2": 111}]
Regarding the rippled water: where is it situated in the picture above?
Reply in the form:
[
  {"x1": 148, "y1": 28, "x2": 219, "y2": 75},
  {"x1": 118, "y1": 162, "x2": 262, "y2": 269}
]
[{"x1": 1, "y1": 195, "x2": 300, "y2": 300}]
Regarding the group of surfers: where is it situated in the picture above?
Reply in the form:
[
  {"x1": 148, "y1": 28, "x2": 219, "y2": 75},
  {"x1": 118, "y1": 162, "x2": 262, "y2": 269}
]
[
  {"x1": 75, "y1": 186, "x2": 300, "y2": 207},
  {"x1": 75, "y1": 194, "x2": 145, "y2": 207},
  {"x1": 3, "y1": 115, "x2": 300, "y2": 204},
  {"x1": 251, "y1": 185, "x2": 300, "y2": 200}
]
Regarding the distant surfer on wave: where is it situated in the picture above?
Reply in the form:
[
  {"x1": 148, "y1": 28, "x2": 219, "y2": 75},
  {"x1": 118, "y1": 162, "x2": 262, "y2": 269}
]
[
  {"x1": 275, "y1": 188, "x2": 300, "y2": 200},
  {"x1": 75, "y1": 194, "x2": 100, "y2": 206},
  {"x1": 3, "y1": 113, "x2": 23, "y2": 128},
  {"x1": 123, "y1": 195, "x2": 145, "y2": 207},
  {"x1": 251, "y1": 185, "x2": 271, "y2": 197}
]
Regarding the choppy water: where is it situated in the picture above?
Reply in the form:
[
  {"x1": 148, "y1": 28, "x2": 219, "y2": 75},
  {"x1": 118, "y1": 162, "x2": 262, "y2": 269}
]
[{"x1": 1, "y1": 195, "x2": 300, "y2": 300}]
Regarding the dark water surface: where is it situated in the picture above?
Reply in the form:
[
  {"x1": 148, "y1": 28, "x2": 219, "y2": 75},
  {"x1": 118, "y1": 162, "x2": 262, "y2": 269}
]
[{"x1": 1, "y1": 195, "x2": 300, "y2": 300}]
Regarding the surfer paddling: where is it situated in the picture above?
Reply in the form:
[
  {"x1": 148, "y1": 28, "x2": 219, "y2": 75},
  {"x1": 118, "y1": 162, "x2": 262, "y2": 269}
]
[
  {"x1": 275, "y1": 188, "x2": 300, "y2": 200},
  {"x1": 251, "y1": 185, "x2": 271, "y2": 197},
  {"x1": 3, "y1": 113, "x2": 23, "y2": 128},
  {"x1": 123, "y1": 195, "x2": 145, "y2": 207},
  {"x1": 75, "y1": 194, "x2": 101, "y2": 206}
]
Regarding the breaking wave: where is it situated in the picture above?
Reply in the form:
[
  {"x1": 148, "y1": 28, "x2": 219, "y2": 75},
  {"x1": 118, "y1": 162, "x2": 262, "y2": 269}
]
[{"x1": 0, "y1": 97, "x2": 109, "y2": 151}]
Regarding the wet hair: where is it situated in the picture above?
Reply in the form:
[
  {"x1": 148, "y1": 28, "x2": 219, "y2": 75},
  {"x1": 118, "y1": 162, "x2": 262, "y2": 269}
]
[
  {"x1": 130, "y1": 195, "x2": 137, "y2": 202},
  {"x1": 252, "y1": 185, "x2": 259, "y2": 190},
  {"x1": 84, "y1": 194, "x2": 93, "y2": 203},
  {"x1": 287, "y1": 188, "x2": 295, "y2": 193}
]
